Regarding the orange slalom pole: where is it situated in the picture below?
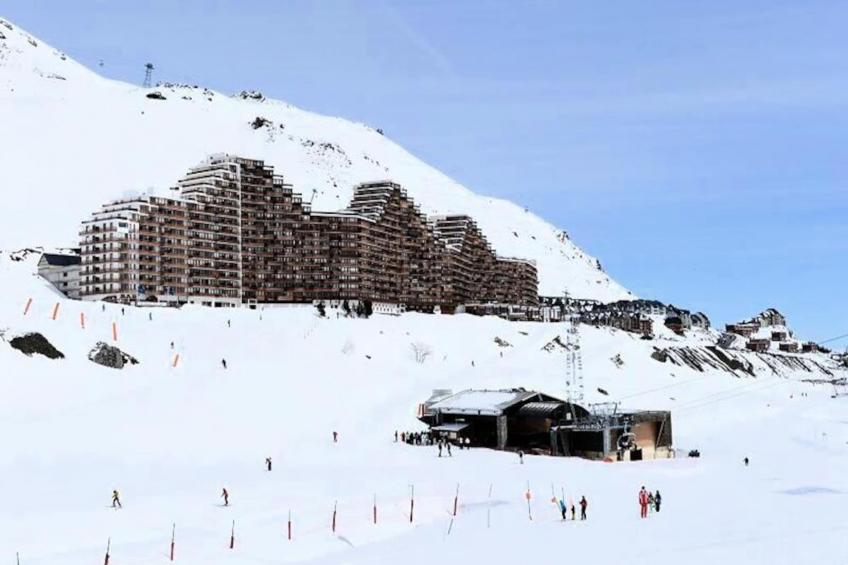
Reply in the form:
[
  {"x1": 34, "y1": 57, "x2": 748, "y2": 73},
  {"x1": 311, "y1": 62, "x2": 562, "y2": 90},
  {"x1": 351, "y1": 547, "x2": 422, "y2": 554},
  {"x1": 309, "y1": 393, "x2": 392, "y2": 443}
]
[
  {"x1": 373, "y1": 494, "x2": 377, "y2": 525},
  {"x1": 112, "y1": 322, "x2": 118, "y2": 342},
  {"x1": 80, "y1": 312, "x2": 86, "y2": 329},
  {"x1": 172, "y1": 354, "x2": 180, "y2": 368},
  {"x1": 51, "y1": 302, "x2": 60, "y2": 320},
  {"x1": 23, "y1": 297, "x2": 32, "y2": 316}
]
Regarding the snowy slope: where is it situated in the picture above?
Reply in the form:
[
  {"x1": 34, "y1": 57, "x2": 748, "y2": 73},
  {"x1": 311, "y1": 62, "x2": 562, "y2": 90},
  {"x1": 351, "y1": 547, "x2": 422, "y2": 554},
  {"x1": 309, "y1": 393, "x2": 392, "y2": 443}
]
[
  {"x1": 1, "y1": 251, "x2": 846, "y2": 564},
  {"x1": 0, "y1": 17, "x2": 629, "y2": 301}
]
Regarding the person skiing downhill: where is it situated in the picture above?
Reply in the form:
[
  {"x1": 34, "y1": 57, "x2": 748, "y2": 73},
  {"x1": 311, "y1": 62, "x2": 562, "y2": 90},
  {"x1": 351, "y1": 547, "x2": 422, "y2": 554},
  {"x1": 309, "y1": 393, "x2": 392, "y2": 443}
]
[
  {"x1": 639, "y1": 486, "x2": 650, "y2": 518},
  {"x1": 221, "y1": 488, "x2": 229, "y2": 506},
  {"x1": 579, "y1": 496, "x2": 588, "y2": 520},
  {"x1": 518, "y1": 450, "x2": 524, "y2": 465},
  {"x1": 111, "y1": 490, "x2": 122, "y2": 509},
  {"x1": 654, "y1": 490, "x2": 662, "y2": 512},
  {"x1": 744, "y1": 456, "x2": 749, "y2": 467},
  {"x1": 332, "y1": 431, "x2": 338, "y2": 443},
  {"x1": 221, "y1": 358, "x2": 227, "y2": 369},
  {"x1": 265, "y1": 457, "x2": 272, "y2": 472}
]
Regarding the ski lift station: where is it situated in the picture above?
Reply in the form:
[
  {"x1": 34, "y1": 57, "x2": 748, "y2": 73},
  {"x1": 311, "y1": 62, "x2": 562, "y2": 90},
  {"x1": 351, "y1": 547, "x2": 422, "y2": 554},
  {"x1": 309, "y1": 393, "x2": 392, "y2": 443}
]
[{"x1": 419, "y1": 388, "x2": 673, "y2": 461}]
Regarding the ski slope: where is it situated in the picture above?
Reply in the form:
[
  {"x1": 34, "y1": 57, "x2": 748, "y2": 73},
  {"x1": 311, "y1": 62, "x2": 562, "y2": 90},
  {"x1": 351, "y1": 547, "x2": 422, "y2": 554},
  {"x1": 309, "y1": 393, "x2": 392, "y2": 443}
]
[
  {"x1": 1, "y1": 251, "x2": 846, "y2": 564},
  {"x1": 0, "y1": 17, "x2": 629, "y2": 301}
]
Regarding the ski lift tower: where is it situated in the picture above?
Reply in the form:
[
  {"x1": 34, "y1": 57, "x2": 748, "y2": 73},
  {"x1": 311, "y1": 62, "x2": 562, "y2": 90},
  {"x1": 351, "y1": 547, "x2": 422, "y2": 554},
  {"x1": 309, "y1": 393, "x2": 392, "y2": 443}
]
[
  {"x1": 563, "y1": 290, "x2": 585, "y2": 406},
  {"x1": 143, "y1": 63, "x2": 154, "y2": 88}
]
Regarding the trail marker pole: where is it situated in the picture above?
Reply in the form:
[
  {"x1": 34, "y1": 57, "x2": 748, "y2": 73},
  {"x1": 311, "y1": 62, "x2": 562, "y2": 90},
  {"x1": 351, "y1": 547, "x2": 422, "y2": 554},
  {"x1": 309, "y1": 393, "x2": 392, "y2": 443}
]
[
  {"x1": 452, "y1": 484, "x2": 459, "y2": 517},
  {"x1": 51, "y1": 302, "x2": 60, "y2": 320},
  {"x1": 446, "y1": 518, "x2": 454, "y2": 536},
  {"x1": 287, "y1": 510, "x2": 292, "y2": 540},
  {"x1": 409, "y1": 485, "x2": 415, "y2": 524},
  {"x1": 104, "y1": 537, "x2": 111, "y2": 565},
  {"x1": 525, "y1": 482, "x2": 533, "y2": 522},
  {"x1": 80, "y1": 312, "x2": 86, "y2": 329},
  {"x1": 172, "y1": 354, "x2": 180, "y2": 368},
  {"x1": 229, "y1": 520, "x2": 235, "y2": 549},
  {"x1": 170, "y1": 523, "x2": 175, "y2": 561},
  {"x1": 373, "y1": 493, "x2": 377, "y2": 525},
  {"x1": 23, "y1": 298, "x2": 32, "y2": 316},
  {"x1": 332, "y1": 501, "x2": 338, "y2": 533},
  {"x1": 16, "y1": 551, "x2": 20, "y2": 565},
  {"x1": 487, "y1": 483, "x2": 493, "y2": 528},
  {"x1": 112, "y1": 322, "x2": 118, "y2": 342}
]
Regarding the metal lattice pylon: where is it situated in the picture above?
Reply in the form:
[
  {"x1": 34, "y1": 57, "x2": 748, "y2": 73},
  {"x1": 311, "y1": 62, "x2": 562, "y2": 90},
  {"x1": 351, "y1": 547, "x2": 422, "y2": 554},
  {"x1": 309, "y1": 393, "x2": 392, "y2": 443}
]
[
  {"x1": 564, "y1": 313, "x2": 584, "y2": 404},
  {"x1": 143, "y1": 63, "x2": 154, "y2": 88}
]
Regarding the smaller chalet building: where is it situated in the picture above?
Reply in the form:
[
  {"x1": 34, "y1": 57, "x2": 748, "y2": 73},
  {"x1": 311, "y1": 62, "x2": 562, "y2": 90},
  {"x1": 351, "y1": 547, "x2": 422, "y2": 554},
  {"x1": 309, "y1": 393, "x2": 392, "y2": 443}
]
[{"x1": 38, "y1": 252, "x2": 81, "y2": 299}]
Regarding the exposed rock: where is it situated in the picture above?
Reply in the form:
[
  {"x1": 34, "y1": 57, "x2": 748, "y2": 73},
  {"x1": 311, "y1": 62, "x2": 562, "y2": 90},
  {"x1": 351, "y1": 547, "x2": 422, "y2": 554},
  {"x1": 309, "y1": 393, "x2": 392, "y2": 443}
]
[
  {"x1": 238, "y1": 90, "x2": 265, "y2": 101},
  {"x1": 250, "y1": 116, "x2": 271, "y2": 129},
  {"x1": 88, "y1": 342, "x2": 138, "y2": 369},
  {"x1": 7, "y1": 332, "x2": 64, "y2": 359},
  {"x1": 494, "y1": 337, "x2": 512, "y2": 348},
  {"x1": 651, "y1": 349, "x2": 668, "y2": 363},
  {"x1": 145, "y1": 91, "x2": 166, "y2": 100},
  {"x1": 610, "y1": 353, "x2": 624, "y2": 368}
]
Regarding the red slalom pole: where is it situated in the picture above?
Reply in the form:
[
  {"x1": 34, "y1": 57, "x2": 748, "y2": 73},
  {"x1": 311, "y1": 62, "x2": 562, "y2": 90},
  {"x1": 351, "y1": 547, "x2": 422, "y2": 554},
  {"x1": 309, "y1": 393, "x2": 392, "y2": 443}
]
[
  {"x1": 373, "y1": 493, "x2": 377, "y2": 525},
  {"x1": 170, "y1": 523, "x2": 175, "y2": 561},
  {"x1": 22, "y1": 298, "x2": 32, "y2": 316},
  {"x1": 104, "y1": 537, "x2": 111, "y2": 565},
  {"x1": 453, "y1": 483, "x2": 459, "y2": 517},
  {"x1": 332, "y1": 501, "x2": 338, "y2": 533},
  {"x1": 80, "y1": 312, "x2": 86, "y2": 329},
  {"x1": 51, "y1": 302, "x2": 60, "y2": 320},
  {"x1": 229, "y1": 520, "x2": 235, "y2": 549},
  {"x1": 287, "y1": 509, "x2": 292, "y2": 540}
]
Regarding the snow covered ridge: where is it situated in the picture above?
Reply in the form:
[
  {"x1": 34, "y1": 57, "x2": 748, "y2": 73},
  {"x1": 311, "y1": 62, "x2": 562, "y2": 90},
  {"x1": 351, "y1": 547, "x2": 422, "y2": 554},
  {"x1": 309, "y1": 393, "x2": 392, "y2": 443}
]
[{"x1": 0, "y1": 17, "x2": 630, "y2": 302}]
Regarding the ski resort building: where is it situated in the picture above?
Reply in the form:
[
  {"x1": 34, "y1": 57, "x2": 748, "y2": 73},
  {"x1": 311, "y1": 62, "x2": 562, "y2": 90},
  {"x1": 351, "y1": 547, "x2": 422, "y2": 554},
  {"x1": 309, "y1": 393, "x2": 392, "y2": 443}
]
[
  {"x1": 78, "y1": 155, "x2": 538, "y2": 312},
  {"x1": 38, "y1": 251, "x2": 81, "y2": 299},
  {"x1": 419, "y1": 389, "x2": 673, "y2": 461}
]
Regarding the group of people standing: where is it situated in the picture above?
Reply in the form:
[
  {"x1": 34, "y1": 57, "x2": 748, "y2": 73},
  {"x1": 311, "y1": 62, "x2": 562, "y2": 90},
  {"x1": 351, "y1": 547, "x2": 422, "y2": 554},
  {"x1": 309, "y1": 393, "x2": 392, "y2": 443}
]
[
  {"x1": 638, "y1": 486, "x2": 661, "y2": 517},
  {"x1": 558, "y1": 496, "x2": 589, "y2": 521}
]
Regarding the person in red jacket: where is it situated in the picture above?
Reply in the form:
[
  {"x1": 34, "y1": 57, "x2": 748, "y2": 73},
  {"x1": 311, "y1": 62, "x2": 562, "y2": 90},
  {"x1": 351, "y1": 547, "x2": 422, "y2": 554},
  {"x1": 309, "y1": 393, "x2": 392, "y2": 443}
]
[{"x1": 639, "y1": 486, "x2": 649, "y2": 518}]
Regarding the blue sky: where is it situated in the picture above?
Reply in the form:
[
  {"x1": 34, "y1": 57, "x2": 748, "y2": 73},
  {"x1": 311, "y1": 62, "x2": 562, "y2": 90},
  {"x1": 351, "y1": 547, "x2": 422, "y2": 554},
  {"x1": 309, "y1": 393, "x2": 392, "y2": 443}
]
[{"x1": 4, "y1": 1, "x2": 847, "y2": 342}]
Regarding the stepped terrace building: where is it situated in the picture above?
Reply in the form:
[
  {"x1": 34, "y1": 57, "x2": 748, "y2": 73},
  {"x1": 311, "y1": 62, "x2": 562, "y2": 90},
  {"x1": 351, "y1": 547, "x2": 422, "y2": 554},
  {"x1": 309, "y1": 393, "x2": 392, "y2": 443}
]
[{"x1": 79, "y1": 155, "x2": 538, "y2": 311}]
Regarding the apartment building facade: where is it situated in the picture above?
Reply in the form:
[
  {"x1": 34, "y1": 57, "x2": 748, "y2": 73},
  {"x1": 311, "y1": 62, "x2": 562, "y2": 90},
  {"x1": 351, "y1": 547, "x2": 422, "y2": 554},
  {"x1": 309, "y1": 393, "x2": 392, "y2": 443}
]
[{"x1": 79, "y1": 155, "x2": 538, "y2": 311}]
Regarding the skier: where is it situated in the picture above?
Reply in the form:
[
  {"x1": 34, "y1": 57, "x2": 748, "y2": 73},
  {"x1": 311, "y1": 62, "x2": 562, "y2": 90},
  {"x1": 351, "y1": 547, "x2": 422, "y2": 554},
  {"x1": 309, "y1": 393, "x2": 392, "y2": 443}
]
[
  {"x1": 111, "y1": 489, "x2": 122, "y2": 509},
  {"x1": 648, "y1": 492, "x2": 655, "y2": 514},
  {"x1": 570, "y1": 502, "x2": 576, "y2": 520},
  {"x1": 148, "y1": 312, "x2": 152, "y2": 321},
  {"x1": 464, "y1": 437, "x2": 471, "y2": 449},
  {"x1": 559, "y1": 498, "x2": 567, "y2": 520},
  {"x1": 744, "y1": 456, "x2": 749, "y2": 467},
  {"x1": 121, "y1": 307, "x2": 125, "y2": 316},
  {"x1": 438, "y1": 442, "x2": 443, "y2": 457},
  {"x1": 227, "y1": 319, "x2": 231, "y2": 328},
  {"x1": 265, "y1": 457, "x2": 272, "y2": 472},
  {"x1": 221, "y1": 488, "x2": 229, "y2": 506},
  {"x1": 654, "y1": 490, "x2": 662, "y2": 512},
  {"x1": 332, "y1": 431, "x2": 338, "y2": 443},
  {"x1": 447, "y1": 442, "x2": 452, "y2": 457},
  {"x1": 639, "y1": 486, "x2": 650, "y2": 518},
  {"x1": 170, "y1": 341, "x2": 174, "y2": 350},
  {"x1": 518, "y1": 450, "x2": 524, "y2": 464},
  {"x1": 221, "y1": 358, "x2": 227, "y2": 369},
  {"x1": 394, "y1": 430, "x2": 399, "y2": 442},
  {"x1": 579, "y1": 496, "x2": 588, "y2": 520}
]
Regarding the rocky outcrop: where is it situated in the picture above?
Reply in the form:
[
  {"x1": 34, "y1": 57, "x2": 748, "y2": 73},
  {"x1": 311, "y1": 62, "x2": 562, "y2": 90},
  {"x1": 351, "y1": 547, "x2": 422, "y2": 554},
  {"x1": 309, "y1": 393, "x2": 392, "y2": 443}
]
[
  {"x1": 88, "y1": 342, "x2": 138, "y2": 369},
  {"x1": 7, "y1": 332, "x2": 64, "y2": 359}
]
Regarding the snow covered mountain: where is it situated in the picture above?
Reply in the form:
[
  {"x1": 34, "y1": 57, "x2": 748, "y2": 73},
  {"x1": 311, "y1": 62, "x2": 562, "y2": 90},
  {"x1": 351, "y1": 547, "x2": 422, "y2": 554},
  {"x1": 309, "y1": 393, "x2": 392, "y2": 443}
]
[{"x1": 0, "y1": 17, "x2": 630, "y2": 302}]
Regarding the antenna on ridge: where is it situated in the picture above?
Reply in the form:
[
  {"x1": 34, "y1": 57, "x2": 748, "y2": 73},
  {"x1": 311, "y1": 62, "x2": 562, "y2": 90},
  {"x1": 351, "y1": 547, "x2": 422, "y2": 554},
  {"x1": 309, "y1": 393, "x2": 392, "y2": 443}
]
[{"x1": 143, "y1": 63, "x2": 154, "y2": 88}]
